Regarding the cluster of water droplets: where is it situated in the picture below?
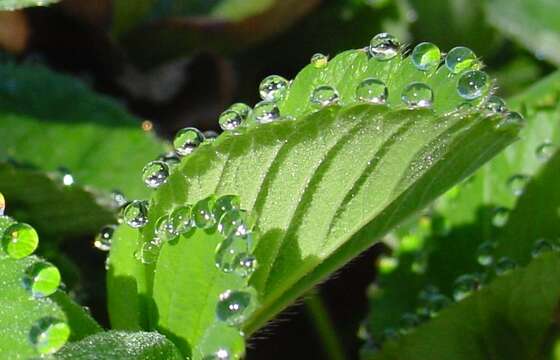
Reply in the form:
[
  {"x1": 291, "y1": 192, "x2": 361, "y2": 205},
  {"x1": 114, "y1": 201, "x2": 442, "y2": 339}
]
[{"x1": 0, "y1": 193, "x2": 68, "y2": 355}]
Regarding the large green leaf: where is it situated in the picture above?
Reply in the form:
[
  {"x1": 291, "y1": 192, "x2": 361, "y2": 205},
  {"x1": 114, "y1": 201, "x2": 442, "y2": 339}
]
[
  {"x1": 365, "y1": 70, "x2": 560, "y2": 341},
  {"x1": 0, "y1": 255, "x2": 101, "y2": 358},
  {"x1": 108, "y1": 42, "x2": 520, "y2": 356},
  {"x1": 0, "y1": 62, "x2": 166, "y2": 200},
  {"x1": 56, "y1": 331, "x2": 183, "y2": 360},
  {"x1": 0, "y1": 0, "x2": 58, "y2": 10},
  {"x1": 486, "y1": 0, "x2": 560, "y2": 65},
  {"x1": 365, "y1": 252, "x2": 560, "y2": 360}
]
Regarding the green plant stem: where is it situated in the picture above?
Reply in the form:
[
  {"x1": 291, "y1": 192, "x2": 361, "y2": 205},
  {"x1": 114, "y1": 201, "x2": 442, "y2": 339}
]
[{"x1": 304, "y1": 291, "x2": 347, "y2": 360}]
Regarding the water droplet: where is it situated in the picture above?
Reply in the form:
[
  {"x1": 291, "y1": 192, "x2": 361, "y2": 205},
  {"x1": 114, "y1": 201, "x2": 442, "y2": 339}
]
[
  {"x1": 229, "y1": 103, "x2": 252, "y2": 120},
  {"x1": 159, "y1": 152, "x2": 181, "y2": 169},
  {"x1": 398, "y1": 313, "x2": 420, "y2": 334},
  {"x1": 457, "y1": 70, "x2": 490, "y2": 100},
  {"x1": 94, "y1": 225, "x2": 116, "y2": 251},
  {"x1": 532, "y1": 239, "x2": 554, "y2": 258},
  {"x1": 198, "y1": 323, "x2": 245, "y2": 360},
  {"x1": 217, "y1": 288, "x2": 257, "y2": 326},
  {"x1": 453, "y1": 274, "x2": 481, "y2": 301},
  {"x1": 507, "y1": 174, "x2": 529, "y2": 196},
  {"x1": 236, "y1": 254, "x2": 257, "y2": 278},
  {"x1": 536, "y1": 142, "x2": 556, "y2": 161},
  {"x1": 215, "y1": 233, "x2": 253, "y2": 273},
  {"x1": 111, "y1": 190, "x2": 128, "y2": 208},
  {"x1": 402, "y1": 82, "x2": 433, "y2": 108},
  {"x1": 252, "y1": 101, "x2": 280, "y2": 124},
  {"x1": 123, "y1": 200, "x2": 149, "y2": 229},
  {"x1": 23, "y1": 262, "x2": 61, "y2": 298},
  {"x1": 1, "y1": 223, "x2": 38, "y2": 259},
  {"x1": 495, "y1": 257, "x2": 517, "y2": 276},
  {"x1": 259, "y1": 75, "x2": 289, "y2": 101},
  {"x1": 496, "y1": 111, "x2": 524, "y2": 130},
  {"x1": 485, "y1": 95, "x2": 507, "y2": 114},
  {"x1": 476, "y1": 241, "x2": 496, "y2": 266},
  {"x1": 356, "y1": 78, "x2": 388, "y2": 104},
  {"x1": 0, "y1": 192, "x2": 4, "y2": 216},
  {"x1": 170, "y1": 205, "x2": 193, "y2": 235},
  {"x1": 368, "y1": 33, "x2": 400, "y2": 61},
  {"x1": 310, "y1": 53, "x2": 329, "y2": 68},
  {"x1": 135, "y1": 241, "x2": 160, "y2": 264},
  {"x1": 218, "y1": 210, "x2": 249, "y2": 237},
  {"x1": 57, "y1": 167, "x2": 74, "y2": 186},
  {"x1": 310, "y1": 85, "x2": 339, "y2": 107},
  {"x1": 445, "y1": 47, "x2": 478, "y2": 74},
  {"x1": 173, "y1": 127, "x2": 205, "y2": 156},
  {"x1": 492, "y1": 207, "x2": 510, "y2": 227},
  {"x1": 411, "y1": 42, "x2": 441, "y2": 71},
  {"x1": 142, "y1": 161, "x2": 169, "y2": 189},
  {"x1": 214, "y1": 195, "x2": 241, "y2": 221},
  {"x1": 193, "y1": 197, "x2": 216, "y2": 229},
  {"x1": 219, "y1": 110, "x2": 243, "y2": 131},
  {"x1": 155, "y1": 215, "x2": 176, "y2": 243},
  {"x1": 29, "y1": 317, "x2": 70, "y2": 355}
]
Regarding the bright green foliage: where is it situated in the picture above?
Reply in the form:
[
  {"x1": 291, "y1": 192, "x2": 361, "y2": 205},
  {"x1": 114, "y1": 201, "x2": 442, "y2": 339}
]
[
  {"x1": 364, "y1": 71, "x2": 560, "y2": 356},
  {"x1": 0, "y1": 0, "x2": 58, "y2": 10},
  {"x1": 486, "y1": 0, "x2": 560, "y2": 65},
  {"x1": 109, "y1": 40, "x2": 520, "y2": 358},
  {"x1": 0, "y1": 256, "x2": 101, "y2": 357},
  {"x1": 55, "y1": 331, "x2": 183, "y2": 360},
  {"x1": 0, "y1": 63, "x2": 166, "y2": 200},
  {"x1": 364, "y1": 253, "x2": 560, "y2": 360}
]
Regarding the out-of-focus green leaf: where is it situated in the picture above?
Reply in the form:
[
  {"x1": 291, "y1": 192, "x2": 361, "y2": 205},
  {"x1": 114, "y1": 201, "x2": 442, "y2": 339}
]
[
  {"x1": 0, "y1": 0, "x2": 58, "y2": 10},
  {"x1": 486, "y1": 0, "x2": 560, "y2": 65}
]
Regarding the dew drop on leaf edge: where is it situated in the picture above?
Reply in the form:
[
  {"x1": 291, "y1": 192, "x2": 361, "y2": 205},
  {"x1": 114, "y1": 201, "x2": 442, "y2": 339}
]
[
  {"x1": 29, "y1": 317, "x2": 70, "y2": 355},
  {"x1": 411, "y1": 42, "x2": 441, "y2": 71},
  {"x1": 368, "y1": 33, "x2": 400, "y2": 61},
  {"x1": 1, "y1": 222, "x2": 39, "y2": 259},
  {"x1": 23, "y1": 262, "x2": 61, "y2": 298}
]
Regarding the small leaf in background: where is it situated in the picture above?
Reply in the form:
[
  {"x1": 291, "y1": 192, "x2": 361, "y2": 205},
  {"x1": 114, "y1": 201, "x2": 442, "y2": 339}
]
[{"x1": 0, "y1": 0, "x2": 59, "y2": 11}]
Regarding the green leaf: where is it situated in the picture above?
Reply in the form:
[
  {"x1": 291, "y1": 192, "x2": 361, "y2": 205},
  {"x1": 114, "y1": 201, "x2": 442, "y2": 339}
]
[
  {"x1": 0, "y1": 62, "x2": 166, "y2": 200},
  {"x1": 109, "y1": 43, "x2": 520, "y2": 355},
  {"x1": 0, "y1": 0, "x2": 58, "y2": 10},
  {"x1": 0, "y1": 255, "x2": 101, "y2": 358},
  {"x1": 365, "y1": 70, "x2": 560, "y2": 341},
  {"x1": 486, "y1": 0, "x2": 560, "y2": 65},
  {"x1": 55, "y1": 331, "x2": 183, "y2": 360},
  {"x1": 0, "y1": 163, "x2": 114, "y2": 238},
  {"x1": 365, "y1": 253, "x2": 560, "y2": 360}
]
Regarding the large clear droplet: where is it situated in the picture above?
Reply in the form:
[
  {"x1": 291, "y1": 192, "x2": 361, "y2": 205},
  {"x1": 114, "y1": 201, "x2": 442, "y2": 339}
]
[
  {"x1": 310, "y1": 85, "x2": 339, "y2": 107},
  {"x1": 135, "y1": 241, "x2": 160, "y2": 264},
  {"x1": 198, "y1": 323, "x2": 245, "y2": 360},
  {"x1": 23, "y1": 262, "x2": 61, "y2": 298},
  {"x1": 94, "y1": 225, "x2": 116, "y2": 251},
  {"x1": 252, "y1": 101, "x2": 280, "y2": 124},
  {"x1": 507, "y1": 174, "x2": 529, "y2": 196},
  {"x1": 228, "y1": 103, "x2": 252, "y2": 120},
  {"x1": 457, "y1": 70, "x2": 490, "y2": 100},
  {"x1": 411, "y1": 42, "x2": 441, "y2": 71},
  {"x1": 218, "y1": 209, "x2": 249, "y2": 237},
  {"x1": 236, "y1": 254, "x2": 257, "y2": 278},
  {"x1": 215, "y1": 233, "x2": 253, "y2": 273},
  {"x1": 142, "y1": 161, "x2": 169, "y2": 189},
  {"x1": 476, "y1": 241, "x2": 496, "y2": 266},
  {"x1": 445, "y1": 46, "x2": 478, "y2": 74},
  {"x1": 214, "y1": 195, "x2": 241, "y2": 221},
  {"x1": 216, "y1": 288, "x2": 257, "y2": 326},
  {"x1": 356, "y1": 78, "x2": 388, "y2": 104},
  {"x1": 492, "y1": 207, "x2": 510, "y2": 227},
  {"x1": 29, "y1": 317, "x2": 70, "y2": 355},
  {"x1": 368, "y1": 33, "x2": 400, "y2": 61},
  {"x1": 259, "y1": 75, "x2": 289, "y2": 102},
  {"x1": 310, "y1": 53, "x2": 329, "y2": 68},
  {"x1": 123, "y1": 200, "x2": 149, "y2": 229},
  {"x1": 536, "y1": 142, "x2": 556, "y2": 161},
  {"x1": 496, "y1": 112, "x2": 524, "y2": 130},
  {"x1": 485, "y1": 95, "x2": 507, "y2": 114},
  {"x1": 452, "y1": 274, "x2": 481, "y2": 301},
  {"x1": 1, "y1": 223, "x2": 39, "y2": 259},
  {"x1": 193, "y1": 197, "x2": 216, "y2": 229},
  {"x1": 219, "y1": 110, "x2": 243, "y2": 131},
  {"x1": 495, "y1": 257, "x2": 517, "y2": 276},
  {"x1": 155, "y1": 214, "x2": 176, "y2": 243},
  {"x1": 170, "y1": 205, "x2": 193, "y2": 235},
  {"x1": 173, "y1": 127, "x2": 205, "y2": 156},
  {"x1": 532, "y1": 239, "x2": 554, "y2": 258},
  {"x1": 402, "y1": 82, "x2": 433, "y2": 109}
]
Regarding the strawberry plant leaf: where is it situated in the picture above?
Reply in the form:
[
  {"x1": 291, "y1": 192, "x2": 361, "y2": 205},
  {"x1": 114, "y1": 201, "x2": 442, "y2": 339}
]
[
  {"x1": 109, "y1": 39, "x2": 521, "y2": 357},
  {"x1": 55, "y1": 331, "x2": 183, "y2": 360}
]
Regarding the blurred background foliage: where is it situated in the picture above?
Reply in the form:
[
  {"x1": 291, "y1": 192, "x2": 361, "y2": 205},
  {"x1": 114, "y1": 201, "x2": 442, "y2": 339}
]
[{"x1": 0, "y1": 0, "x2": 558, "y2": 358}]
